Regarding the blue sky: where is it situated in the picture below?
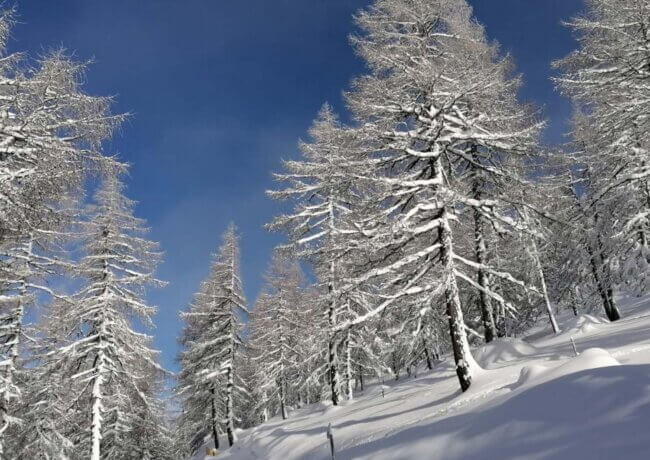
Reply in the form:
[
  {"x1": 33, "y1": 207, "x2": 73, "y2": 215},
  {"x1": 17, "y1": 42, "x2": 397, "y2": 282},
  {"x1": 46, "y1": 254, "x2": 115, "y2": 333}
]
[{"x1": 12, "y1": 0, "x2": 584, "y2": 372}]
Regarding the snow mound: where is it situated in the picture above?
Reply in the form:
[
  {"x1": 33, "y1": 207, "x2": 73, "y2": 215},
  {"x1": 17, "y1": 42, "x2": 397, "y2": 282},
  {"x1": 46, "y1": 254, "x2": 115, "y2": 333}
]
[
  {"x1": 515, "y1": 363, "x2": 550, "y2": 387},
  {"x1": 562, "y1": 314, "x2": 608, "y2": 335},
  {"x1": 516, "y1": 348, "x2": 620, "y2": 390},
  {"x1": 474, "y1": 338, "x2": 537, "y2": 368}
]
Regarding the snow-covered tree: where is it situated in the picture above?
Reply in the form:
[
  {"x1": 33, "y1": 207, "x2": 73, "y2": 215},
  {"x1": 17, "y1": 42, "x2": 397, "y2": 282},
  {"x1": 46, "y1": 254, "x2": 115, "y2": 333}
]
[
  {"x1": 339, "y1": 0, "x2": 543, "y2": 391},
  {"x1": 31, "y1": 169, "x2": 167, "y2": 460},
  {"x1": 0, "y1": 11, "x2": 121, "y2": 450},
  {"x1": 268, "y1": 104, "x2": 371, "y2": 405},
  {"x1": 554, "y1": 0, "x2": 650, "y2": 308},
  {"x1": 246, "y1": 251, "x2": 316, "y2": 420},
  {"x1": 177, "y1": 223, "x2": 248, "y2": 452}
]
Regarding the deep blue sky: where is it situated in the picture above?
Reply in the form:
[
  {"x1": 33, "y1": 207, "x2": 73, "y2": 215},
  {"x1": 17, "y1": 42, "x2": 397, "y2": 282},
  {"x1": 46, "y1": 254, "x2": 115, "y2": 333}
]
[{"x1": 12, "y1": 0, "x2": 584, "y2": 372}]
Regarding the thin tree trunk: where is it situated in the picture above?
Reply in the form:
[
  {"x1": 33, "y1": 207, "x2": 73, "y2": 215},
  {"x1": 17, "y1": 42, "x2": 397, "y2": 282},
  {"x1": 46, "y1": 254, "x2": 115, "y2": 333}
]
[
  {"x1": 327, "y1": 261, "x2": 341, "y2": 406},
  {"x1": 344, "y1": 327, "x2": 353, "y2": 401},
  {"x1": 423, "y1": 337, "x2": 434, "y2": 370},
  {"x1": 210, "y1": 387, "x2": 220, "y2": 450},
  {"x1": 225, "y1": 365, "x2": 236, "y2": 447},
  {"x1": 571, "y1": 286, "x2": 580, "y2": 317},
  {"x1": 471, "y1": 161, "x2": 497, "y2": 343},
  {"x1": 593, "y1": 214, "x2": 621, "y2": 321},
  {"x1": 586, "y1": 239, "x2": 620, "y2": 321},
  {"x1": 90, "y1": 343, "x2": 106, "y2": 460},
  {"x1": 279, "y1": 376, "x2": 288, "y2": 420},
  {"x1": 528, "y1": 233, "x2": 560, "y2": 334}
]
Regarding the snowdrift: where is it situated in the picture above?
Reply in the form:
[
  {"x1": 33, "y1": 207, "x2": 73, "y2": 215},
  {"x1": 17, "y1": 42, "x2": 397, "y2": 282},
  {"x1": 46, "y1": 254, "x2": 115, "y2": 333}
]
[
  {"x1": 515, "y1": 347, "x2": 620, "y2": 388},
  {"x1": 474, "y1": 338, "x2": 538, "y2": 368}
]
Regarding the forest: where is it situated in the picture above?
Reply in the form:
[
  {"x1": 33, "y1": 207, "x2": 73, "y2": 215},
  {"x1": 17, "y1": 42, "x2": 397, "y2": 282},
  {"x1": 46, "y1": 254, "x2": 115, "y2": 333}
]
[{"x1": 0, "y1": 0, "x2": 649, "y2": 459}]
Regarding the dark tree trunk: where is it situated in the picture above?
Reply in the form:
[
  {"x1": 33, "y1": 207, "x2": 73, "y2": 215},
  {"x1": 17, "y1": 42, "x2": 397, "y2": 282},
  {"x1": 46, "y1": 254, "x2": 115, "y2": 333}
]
[
  {"x1": 327, "y1": 269, "x2": 341, "y2": 406},
  {"x1": 471, "y1": 157, "x2": 497, "y2": 343},
  {"x1": 586, "y1": 242, "x2": 620, "y2": 321},
  {"x1": 210, "y1": 387, "x2": 220, "y2": 450},
  {"x1": 279, "y1": 378, "x2": 288, "y2": 420},
  {"x1": 423, "y1": 338, "x2": 434, "y2": 370}
]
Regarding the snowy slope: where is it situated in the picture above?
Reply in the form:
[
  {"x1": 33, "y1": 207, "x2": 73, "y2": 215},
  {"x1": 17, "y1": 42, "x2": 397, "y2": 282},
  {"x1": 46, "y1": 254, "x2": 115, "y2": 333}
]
[{"x1": 212, "y1": 295, "x2": 650, "y2": 460}]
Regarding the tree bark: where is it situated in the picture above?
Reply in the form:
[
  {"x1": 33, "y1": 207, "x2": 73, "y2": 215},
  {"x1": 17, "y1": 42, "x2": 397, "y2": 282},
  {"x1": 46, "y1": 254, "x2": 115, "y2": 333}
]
[
  {"x1": 440, "y1": 207, "x2": 474, "y2": 392},
  {"x1": 279, "y1": 376, "x2": 288, "y2": 421},
  {"x1": 225, "y1": 365, "x2": 236, "y2": 447},
  {"x1": 210, "y1": 387, "x2": 220, "y2": 450},
  {"x1": 344, "y1": 328, "x2": 353, "y2": 400},
  {"x1": 471, "y1": 161, "x2": 497, "y2": 342},
  {"x1": 423, "y1": 337, "x2": 434, "y2": 370},
  {"x1": 327, "y1": 264, "x2": 341, "y2": 405}
]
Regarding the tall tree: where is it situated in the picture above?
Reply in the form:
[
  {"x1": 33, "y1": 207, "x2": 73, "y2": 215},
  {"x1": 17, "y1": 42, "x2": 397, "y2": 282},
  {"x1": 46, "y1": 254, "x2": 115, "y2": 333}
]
[
  {"x1": 177, "y1": 223, "x2": 248, "y2": 452},
  {"x1": 555, "y1": 0, "x2": 650, "y2": 314},
  {"x1": 247, "y1": 251, "x2": 316, "y2": 420},
  {"x1": 268, "y1": 104, "x2": 369, "y2": 405},
  {"x1": 341, "y1": 0, "x2": 543, "y2": 391},
  {"x1": 36, "y1": 170, "x2": 166, "y2": 460},
  {"x1": 0, "y1": 16, "x2": 121, "y2": 451}
]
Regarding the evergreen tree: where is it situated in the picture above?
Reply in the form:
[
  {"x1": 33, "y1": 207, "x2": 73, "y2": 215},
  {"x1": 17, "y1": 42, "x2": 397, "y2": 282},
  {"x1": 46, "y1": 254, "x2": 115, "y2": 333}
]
[{"x1": 247, "y1": 251, "x2": 314, "y2": 420}]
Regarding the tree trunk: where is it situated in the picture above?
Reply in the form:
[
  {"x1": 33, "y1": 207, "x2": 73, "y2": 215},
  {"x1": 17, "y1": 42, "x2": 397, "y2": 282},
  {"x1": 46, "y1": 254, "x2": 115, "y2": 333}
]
[
  {"x1": 528, "y1": 233, "x2": 560, "y2": 334},
  {"x1": 586, "y1": 241, "x2": 620, "y2": 321},
  {"x1": 423, "y1": 337, "x2": 434, "y2": 370},
  {"x1": 344, "y1": 328, "x2": 353, "y2": 401},
  {"x1": 593, "y1": 214, "x2": 621, "y2": 321},
  {"x1": 210, "y1": 387, "x2": 220, "y2": 450},
  {"x1": 606, "y1": 288, "x2": 621, "y2": 321},
  {"x1": 327, "y1": 266, "x2": 341, "y2": 405},
  {"x1": 471, "y1": 165, "x2": 497, "y2": 343},
  {"x1": 279, "y1": 378, "x2": 288, "y2": 420},
  {"x1": 440, "y1": 207, "x2": 474, "y2": 392},
  {"x1": 225, "y1": 366, "x2": 236, "y2": 447},
  {"x1": 90, "y1": 345, "x2": 106, "y2": 460}
]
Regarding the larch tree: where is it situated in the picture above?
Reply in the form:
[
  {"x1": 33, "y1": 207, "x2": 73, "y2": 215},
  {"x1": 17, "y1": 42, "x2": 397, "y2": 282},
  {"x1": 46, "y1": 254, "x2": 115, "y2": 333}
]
[
  {"x1": 0, "y1": 14, "x2": 120, "y2": 451},
  {"x1": 340, "y1": 0, "x2": 543, "y2": 392},
  {"x1": 555, "y1": 0, "x2": 650, "y2": 316},
  {"x1": 36, "y1": 169, "x2": 166, "y2": 460},
  {"x1": 177, "y1": 223, "x2": 248, "y2": 452},
  {"x1": 267, "y1": 104, "x2": 370, "y2": 405},
  {"x1": 247, "y1": 251, "x2": 311, "y2": 421}
]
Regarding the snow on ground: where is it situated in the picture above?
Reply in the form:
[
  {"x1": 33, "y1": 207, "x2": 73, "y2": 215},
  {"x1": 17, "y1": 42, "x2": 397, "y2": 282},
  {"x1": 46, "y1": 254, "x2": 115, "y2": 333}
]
[{"x1": 211, "y1": 294, "x2": 650, "y2": 459}]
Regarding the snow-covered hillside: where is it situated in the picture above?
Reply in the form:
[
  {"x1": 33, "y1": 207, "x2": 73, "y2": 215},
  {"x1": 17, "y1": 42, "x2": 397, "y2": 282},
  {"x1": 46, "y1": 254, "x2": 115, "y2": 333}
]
[{"x1": 205, "y1": 295, "x2": 650, "y2": 459}]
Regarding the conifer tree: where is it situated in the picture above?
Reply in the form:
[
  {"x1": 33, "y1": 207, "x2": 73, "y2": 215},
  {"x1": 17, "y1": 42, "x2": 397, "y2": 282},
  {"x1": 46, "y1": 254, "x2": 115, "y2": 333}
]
[
  {"x1": 555, "y1": 0, "x2": 650, "y2": 311},
  {"x1": 177, "y1": 223, "x2": 248, "y2": 452},
  {"x1": 341, "y1": 0, "x2": 543, "y2": 391},
  {"x1": 35, "y1": 169, "x2": 166, "y2": 460},
  {"x1": 247, "y1": 251, "x2": 313, "y2": 420},
  {"x1": 268, "y1": 104, "x2": 370, "y2": 405}
]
